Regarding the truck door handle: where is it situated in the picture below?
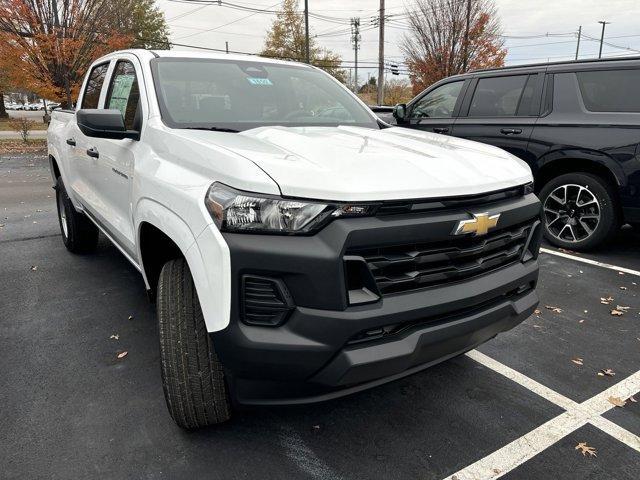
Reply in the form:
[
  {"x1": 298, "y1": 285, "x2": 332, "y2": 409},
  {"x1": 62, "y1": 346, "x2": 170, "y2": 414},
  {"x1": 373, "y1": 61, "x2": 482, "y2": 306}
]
[
  {"x1": 86, "y1": 147, "x2": 99, "y2": 159},
  {"x1": 432, "y1": 127, "x2": 449, "y2": 134},
  {"x1": 66, "y1": 138, "x2": 76, "y2": 146},
  {"x1": 500, "y1": 128, "x2": 522, "y2": 135}
]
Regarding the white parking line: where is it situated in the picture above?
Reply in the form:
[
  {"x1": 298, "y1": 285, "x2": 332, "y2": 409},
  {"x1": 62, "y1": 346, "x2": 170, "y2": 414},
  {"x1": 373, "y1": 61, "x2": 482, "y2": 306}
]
[
  {"x1": 540, "y1": 247, "x2": 640, "y2": 277},
  {"x1": 444, "y1": 351, "x2": 640, "y2": 480}
]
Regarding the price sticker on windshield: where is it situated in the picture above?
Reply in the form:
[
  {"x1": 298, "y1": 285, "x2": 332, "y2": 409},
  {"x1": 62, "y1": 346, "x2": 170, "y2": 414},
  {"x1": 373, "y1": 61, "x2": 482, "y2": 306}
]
[{"x1": 247, "y1": 77, "x2": 273, "y2": 86}]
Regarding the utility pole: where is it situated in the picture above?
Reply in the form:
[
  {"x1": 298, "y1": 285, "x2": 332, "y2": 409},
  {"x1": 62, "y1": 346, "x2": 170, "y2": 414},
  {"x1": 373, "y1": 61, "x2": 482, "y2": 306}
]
[
  {"x1": 598, "y1": 21, "x2": 610, "y2": 59},
  {"x1": 225, "y1": 41, "x2": 229, "y2": 54},
  {"x1": 376, "y1": 0, "x2": 385, "y2": 106},
  {"x1": 304, "y1": 0, "x2": 310, "y2": 63},
  {"x1": 351, "y1": 18, "x2": 361, "y2": 93},
  {"x1": 462, "y1": 0, "x2": 472, "y2": 72},
  {"x1": 575, "y1": 26, "x2": 581, "y2": 60}
]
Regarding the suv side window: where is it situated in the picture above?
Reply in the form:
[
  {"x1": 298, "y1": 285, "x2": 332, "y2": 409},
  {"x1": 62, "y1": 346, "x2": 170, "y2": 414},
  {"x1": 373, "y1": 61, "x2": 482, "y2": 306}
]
[
  {"x1": 81, "y1": 63, "x2": 109, "y2": 109},
  {"x1": 409, "y1": 81, "x2": 464, "y2": 119},
  {"x1": 576, "y1": 69, "x2": 640, "y2": 112},
  {"x1": 468, "y1": 75, "x2": 528, "y2": 117},
  {"x1": 105, "y1": 60, "x2": 141, "y2": 130}
]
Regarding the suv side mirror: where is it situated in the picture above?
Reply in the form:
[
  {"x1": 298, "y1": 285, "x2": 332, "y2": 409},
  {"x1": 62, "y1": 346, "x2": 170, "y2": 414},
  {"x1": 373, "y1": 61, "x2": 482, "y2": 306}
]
[
  {"x1": 77, "y1": 109, "x2": 140, "y2": 141},
  {"x1": 393, "y1": 103, "x2": 407, "y2": 123}
]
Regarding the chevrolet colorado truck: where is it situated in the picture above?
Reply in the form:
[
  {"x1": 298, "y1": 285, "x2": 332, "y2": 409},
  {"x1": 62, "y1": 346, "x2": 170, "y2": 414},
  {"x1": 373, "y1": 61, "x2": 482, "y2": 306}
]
[{"x1": 48, "y1": 49, "x2": 542, "y2": 429}]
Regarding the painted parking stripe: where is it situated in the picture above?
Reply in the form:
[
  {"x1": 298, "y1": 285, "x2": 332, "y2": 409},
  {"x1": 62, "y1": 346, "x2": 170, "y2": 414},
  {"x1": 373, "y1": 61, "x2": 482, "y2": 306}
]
[
  {"x1": 446, "y1": 352, "x2": 640, "y2": 479},
  {"x1": 540, "y1": 247, "x2": 640, "y2": 277}
]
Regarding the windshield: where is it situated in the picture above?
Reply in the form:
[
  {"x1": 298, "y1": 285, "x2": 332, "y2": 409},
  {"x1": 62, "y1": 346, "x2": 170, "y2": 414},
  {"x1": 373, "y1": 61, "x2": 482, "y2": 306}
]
[{"x1": 151, "y1": 58, "x2": 379, "y2": 131}]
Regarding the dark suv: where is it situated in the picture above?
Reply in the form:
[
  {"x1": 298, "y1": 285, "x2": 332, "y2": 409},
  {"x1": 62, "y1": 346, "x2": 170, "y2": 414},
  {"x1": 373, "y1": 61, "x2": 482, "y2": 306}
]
[{"x1": 392, "y1": 57, "x2": 640, "y2": 250}]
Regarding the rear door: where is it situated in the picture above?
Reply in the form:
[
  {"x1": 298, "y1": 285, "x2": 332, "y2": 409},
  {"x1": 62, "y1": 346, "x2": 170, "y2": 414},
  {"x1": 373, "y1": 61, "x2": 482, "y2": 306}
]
[
  {"x1": 452, "y1": 72, "x2": 544, "y2": 163},
  {"x1": 403, "y1": 79, "x2": 469, "y2": 135},
  {"x1": 68, "y1": 61, "x2": 111, "y2": 203}
]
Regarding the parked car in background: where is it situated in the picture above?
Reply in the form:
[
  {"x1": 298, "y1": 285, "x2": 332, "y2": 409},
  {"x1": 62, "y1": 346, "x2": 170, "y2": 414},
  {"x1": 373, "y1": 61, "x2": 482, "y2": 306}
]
[{"x1": 393, "y1": 57, "x2": 640, "y2": 250}]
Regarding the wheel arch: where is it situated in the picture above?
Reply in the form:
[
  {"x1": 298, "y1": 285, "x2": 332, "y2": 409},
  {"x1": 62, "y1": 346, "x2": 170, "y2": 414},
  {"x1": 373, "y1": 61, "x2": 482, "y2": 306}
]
[
  {"x1": 534, "y1": 153, "x2": 622, "y2": 215},
  {"x1": 135, "y1": 198, "x2": 231, "y2": 332}
]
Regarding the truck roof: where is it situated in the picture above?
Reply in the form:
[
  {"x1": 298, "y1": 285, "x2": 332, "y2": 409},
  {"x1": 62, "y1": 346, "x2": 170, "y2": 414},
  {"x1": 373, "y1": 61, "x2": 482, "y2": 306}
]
[{"x1": 93, "y1": 48, "x2": 312, "y2": 69}]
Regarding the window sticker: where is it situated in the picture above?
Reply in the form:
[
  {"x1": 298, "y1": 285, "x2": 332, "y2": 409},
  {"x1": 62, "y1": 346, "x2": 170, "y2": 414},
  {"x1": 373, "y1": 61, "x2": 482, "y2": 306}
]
[
  {"x1": 247, "y1": 77, "x2": 273, "y2": 86},
  {"x1": 108, "y1": 74, "x2": 135, "y2": 117}
]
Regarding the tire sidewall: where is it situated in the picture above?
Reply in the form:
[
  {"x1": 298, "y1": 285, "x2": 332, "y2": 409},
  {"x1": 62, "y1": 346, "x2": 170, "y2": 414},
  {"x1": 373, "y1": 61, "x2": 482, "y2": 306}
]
[{"x1": 539, "y1": 173, "x2": 617, "y2": 250}]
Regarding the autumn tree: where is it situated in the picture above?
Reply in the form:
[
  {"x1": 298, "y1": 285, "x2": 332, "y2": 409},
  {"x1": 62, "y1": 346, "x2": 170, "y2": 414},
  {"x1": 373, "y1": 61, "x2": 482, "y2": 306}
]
[
  {"x1": 0, "y1": 0, "x2": 168, "y2": 106},
  {"x1": 261, "y1": 0, "x2": 347, "y2": 83},
  {"x1": 402, "y1": 0, "x2": 506, "y2": 94}
]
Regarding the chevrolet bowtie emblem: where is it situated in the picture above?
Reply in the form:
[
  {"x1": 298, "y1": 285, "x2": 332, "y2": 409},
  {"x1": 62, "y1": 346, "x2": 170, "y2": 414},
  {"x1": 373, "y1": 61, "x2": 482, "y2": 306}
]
[{"x1": 454, "y1": 212, "x2": 501, "y2": 236}]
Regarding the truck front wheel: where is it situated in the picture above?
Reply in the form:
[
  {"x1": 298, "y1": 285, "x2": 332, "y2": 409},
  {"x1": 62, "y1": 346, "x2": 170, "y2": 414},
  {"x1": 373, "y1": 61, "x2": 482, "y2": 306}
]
[{"x1": 157, "y1": 258, "x2": 231, "y2": 429}]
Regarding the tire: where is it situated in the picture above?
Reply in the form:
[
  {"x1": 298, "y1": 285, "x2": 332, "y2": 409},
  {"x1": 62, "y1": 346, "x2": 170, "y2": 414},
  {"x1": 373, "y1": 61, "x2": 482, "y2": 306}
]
[
  {"x1": 157, "y1": 258, "x2": 231, "y2": 429},
  {"x1": 539, "y1": 172, "x2": 618, "y2": 251},
  {"x1": 55, "y1": 176, "x2": 99, "y2": 253}
]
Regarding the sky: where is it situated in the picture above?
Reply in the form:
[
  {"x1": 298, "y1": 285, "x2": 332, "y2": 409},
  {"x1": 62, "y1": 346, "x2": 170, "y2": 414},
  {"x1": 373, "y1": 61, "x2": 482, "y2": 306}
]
[{"x1": 157, "y1": 0, "x2": 640, "y2": 83}]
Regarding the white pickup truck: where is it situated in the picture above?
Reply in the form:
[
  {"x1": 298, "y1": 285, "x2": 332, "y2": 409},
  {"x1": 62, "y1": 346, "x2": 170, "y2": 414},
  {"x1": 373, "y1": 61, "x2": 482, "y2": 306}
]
[{"x1": 48, "y1": 49, "x2": 541, "y2": 429}]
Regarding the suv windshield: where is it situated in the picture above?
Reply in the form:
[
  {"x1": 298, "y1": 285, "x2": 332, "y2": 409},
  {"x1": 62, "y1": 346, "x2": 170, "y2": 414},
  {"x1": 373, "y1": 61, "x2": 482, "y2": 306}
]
[{"x1": 151, "y1": 57, "x2": 379, "y2": 131}]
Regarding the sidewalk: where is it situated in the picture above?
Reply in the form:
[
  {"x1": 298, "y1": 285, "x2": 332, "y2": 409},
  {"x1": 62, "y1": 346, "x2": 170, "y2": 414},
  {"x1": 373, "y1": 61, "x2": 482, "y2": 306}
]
[{"x1": 0, "y1": 130, "x2": 47, "y2": 139}]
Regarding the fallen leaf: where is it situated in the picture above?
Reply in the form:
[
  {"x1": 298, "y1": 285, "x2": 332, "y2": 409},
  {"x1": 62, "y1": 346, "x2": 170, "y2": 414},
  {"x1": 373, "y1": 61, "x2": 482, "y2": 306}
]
[
  {"x1": 492, "y1": 469, "x2": 501, "y2": 474},
  {"x1": 545, "y1": 305, "x2": 563, "y2": 313},
  {"x1": 600, "y1": 296, "x2": 614, "y2": 305},
  {"x1": 533, "y1": 324, "x2": 542, "y2": 329},
  {"x1": 30, "y1": 265, "x2": 37, "y2": 271},
  {"x1": 619, "y1": 272, "x2": 625, "y2": 275},
  {"x1": 117, "y1": 351, "x2": 128, "y2": 359},
  {"x1": 128, "y1": 315, "x2": 133, "y2": 321},
  {"x1": 110, "y1": 334, "x2": 119, "y2": 340},
  {"x1": 571, "y1": 357, "x2": 584, "y2": 366},
  {"x1": 534, "y1": 309, "x2": 541, "y2": 315},
  {"x1": 579, "y1": 319, "x2": 585, "y2": 324},
  {"x1": 600, "y1": 368, "x2": 615, "y2": 377},
  {"x1": 616, "y1": 305, "x2": 630, "y2": 311},
  {"x1": 610, "y1": 310, "x2": 624, "y2": 316},
  {"x1": 575, "y1": 442, "x2": 597, "y2": 457},
  {"x1": 608, "y1": 396, "x2": 626, "y2": 408},
  {"x1": 312, "y1": 424, "x2": 320, "y2": 430},
  {"x1": 619, "y1": 286, "x2": 628, "y2": 290}
]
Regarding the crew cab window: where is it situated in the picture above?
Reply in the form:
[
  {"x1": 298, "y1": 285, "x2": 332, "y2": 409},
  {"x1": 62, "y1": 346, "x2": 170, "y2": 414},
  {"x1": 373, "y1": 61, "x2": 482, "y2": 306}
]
[
  {"x1": 409, "y1": 81, "x2": 463, "y2": 119},
  {"x1": 468, "y1": 75, "x2": 528, "y2": 117},
  {"x1": 105, "y1": 61, "x2": 141, "y2": 130},
  {"x1": 576, "y1": 69, "x2": 640, "y2": 112},
  {"x1": 81, "y1": 63, "x2": 109, "y2": 109}
]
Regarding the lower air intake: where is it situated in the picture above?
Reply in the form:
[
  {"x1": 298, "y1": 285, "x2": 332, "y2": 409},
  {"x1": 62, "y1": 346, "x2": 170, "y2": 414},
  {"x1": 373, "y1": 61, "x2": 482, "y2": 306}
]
[{"x1": 241, "y1": 275, "x2": 294, "y2": 327}]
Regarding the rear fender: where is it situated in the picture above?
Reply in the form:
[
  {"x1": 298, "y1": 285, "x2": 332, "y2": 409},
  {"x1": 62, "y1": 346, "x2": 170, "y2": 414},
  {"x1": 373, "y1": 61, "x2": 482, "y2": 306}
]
[{"x1": 536, "y1": 148, "x2": 626, "y2": 187}]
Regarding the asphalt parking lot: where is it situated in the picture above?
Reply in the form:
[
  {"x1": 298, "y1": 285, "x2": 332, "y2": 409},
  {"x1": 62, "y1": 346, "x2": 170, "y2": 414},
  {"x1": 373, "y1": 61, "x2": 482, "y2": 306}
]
[{"x1": 1, "y1": 152, "x2": 639, "y2": 479}]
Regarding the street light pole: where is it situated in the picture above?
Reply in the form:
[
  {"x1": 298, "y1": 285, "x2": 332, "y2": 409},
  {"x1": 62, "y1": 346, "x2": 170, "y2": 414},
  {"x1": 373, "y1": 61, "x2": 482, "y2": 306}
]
[
  {"x1": 575, "y1": 26, "x2": 581, "y2": 60},
  {"x1": 376, "y1": 0, "x2": 385, "y2": 106},
  {"x1": 598, "y1": 21, "x2": 610, "y2": 59},
  {"x1": 304, "y1": 0, "x2": 310, "y2": 63}
]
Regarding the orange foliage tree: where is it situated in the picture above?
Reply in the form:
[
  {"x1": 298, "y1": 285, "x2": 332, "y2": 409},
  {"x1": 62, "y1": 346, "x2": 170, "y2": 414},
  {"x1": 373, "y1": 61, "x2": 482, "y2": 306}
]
[
  {"x1": 0, "y1": 0, "x2": 132, "y2": 106},
  {"x1": 402, "y1": 0, "x2": 506, "y2": 94}
]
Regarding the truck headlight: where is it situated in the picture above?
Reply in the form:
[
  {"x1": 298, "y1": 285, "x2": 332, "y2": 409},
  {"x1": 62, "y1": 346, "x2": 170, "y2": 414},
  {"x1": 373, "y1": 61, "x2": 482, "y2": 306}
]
[{"x1": 205, "y1": 183, "x2": 372, "y2": 234}]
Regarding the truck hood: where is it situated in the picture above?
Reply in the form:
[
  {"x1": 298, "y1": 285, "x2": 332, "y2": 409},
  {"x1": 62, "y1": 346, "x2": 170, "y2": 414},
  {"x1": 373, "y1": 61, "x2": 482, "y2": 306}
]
[{"x1": 181, "y1": 126, "x2": 533, "y2": 201}]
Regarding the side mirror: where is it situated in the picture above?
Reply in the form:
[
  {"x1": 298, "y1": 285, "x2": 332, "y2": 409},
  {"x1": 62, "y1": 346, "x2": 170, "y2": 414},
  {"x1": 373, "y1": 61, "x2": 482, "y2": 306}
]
[
  {"x1": 393, "y1": 103, "x2": 407, "y2": 123},
  {"x1": 77, "y1": 109, "x2": 139, "y2": 140}
]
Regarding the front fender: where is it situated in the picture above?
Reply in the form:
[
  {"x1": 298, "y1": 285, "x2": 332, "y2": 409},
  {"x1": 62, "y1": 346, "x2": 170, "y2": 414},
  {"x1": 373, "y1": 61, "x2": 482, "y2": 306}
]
[{"x1": 135, "y1": 198, "x2": 231, "y2": 332}]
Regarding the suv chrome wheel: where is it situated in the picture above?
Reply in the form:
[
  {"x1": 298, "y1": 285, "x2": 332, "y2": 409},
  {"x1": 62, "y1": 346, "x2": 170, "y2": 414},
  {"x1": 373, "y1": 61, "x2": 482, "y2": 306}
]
[{"x1": 543, "y1": 184, "x2": 601, "y2": 243}]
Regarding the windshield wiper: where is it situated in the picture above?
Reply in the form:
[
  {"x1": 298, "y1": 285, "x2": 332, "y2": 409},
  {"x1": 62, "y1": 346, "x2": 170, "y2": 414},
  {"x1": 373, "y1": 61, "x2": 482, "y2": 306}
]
[{"x1": 183, "y1": 126, "x2": 240, "y2": 133}]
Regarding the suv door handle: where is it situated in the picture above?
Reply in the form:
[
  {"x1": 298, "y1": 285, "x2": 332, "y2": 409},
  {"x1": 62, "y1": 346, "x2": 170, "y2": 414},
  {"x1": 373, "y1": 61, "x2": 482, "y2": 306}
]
[
  {"x1": 500, "y1": 128, "x2": 523, "y2": 135},
  {"x1": 86, "y1": 147, "x2": 99, "y2": 159},
  {"x1": 432, "y1": 127, "x2": 449, "y2": 134},
  {"x1": 66, "y1": 138, "x2": 76, "y2": 146}
]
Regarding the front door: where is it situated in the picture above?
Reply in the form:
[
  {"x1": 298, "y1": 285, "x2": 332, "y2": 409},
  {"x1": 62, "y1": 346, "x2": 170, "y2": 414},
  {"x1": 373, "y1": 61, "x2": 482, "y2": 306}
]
[
  {"x1": 452, "y1": 73, "x2": 543, "y2": 164},
  {"x1": 403, "y1": 80, "x2": 467, "y2": 135},
  {"x1": 88, "y1": 58, "x2": 143, "y2": 257}
]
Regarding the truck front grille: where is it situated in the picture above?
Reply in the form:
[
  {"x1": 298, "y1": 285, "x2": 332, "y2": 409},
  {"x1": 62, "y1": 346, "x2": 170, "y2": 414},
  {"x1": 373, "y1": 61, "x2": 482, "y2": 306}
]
[{"x1": 348, "y1": 221, "x2": 536, "y2": 296}]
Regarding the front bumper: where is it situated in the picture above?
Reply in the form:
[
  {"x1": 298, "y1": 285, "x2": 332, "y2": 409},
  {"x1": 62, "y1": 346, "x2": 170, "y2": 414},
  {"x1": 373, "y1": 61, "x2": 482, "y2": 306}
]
[{"x1": 212, "y1": 193, "x2": 541, "y2": 405}]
